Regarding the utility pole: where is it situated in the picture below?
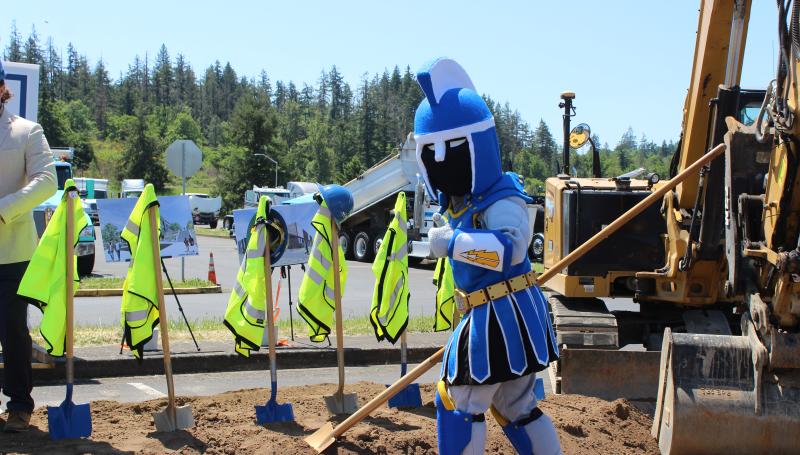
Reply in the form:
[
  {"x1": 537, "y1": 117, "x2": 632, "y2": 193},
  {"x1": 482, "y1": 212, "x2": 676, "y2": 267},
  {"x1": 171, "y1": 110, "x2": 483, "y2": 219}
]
[{"x1": 255, "y1": 152, "x2": 278, "y2": 187}]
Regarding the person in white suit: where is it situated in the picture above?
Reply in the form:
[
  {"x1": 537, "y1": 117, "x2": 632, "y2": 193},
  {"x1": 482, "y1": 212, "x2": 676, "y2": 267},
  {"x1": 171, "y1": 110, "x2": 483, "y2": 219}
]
[{"x1": 0, "y1": 60, "x2": 57, "y2": 432}]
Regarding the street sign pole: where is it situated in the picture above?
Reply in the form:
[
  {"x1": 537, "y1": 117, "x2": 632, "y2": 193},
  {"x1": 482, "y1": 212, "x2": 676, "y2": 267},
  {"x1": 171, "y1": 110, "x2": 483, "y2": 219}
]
[
  {"x1": 181, "y1": 142, "x2": 187, "y2": 281},
  {"x1": 166, "y1": 139, "x2": 203, "y2": 283}
]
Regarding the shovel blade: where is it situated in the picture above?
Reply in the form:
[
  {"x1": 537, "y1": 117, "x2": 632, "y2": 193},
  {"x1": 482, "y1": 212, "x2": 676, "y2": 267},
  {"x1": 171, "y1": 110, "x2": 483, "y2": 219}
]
[
  {"x1": 47, "y1": 400, "x2": 92, "y2": 440},
  {"x1": 153, "y1": 405, "x2": 194, "y2": 432},
  {"x1": 305, "y1": 421, "x2": 336, "y2": 453},
  {"x1": 255, "y1": 400, "x2": 295, "y2": 424},
  {"x1": 386, "y1": 383, "x2": 422, "y2": 409},
  {"x1": 324, "y1": 393, "x2": 358, "y2": 415}
]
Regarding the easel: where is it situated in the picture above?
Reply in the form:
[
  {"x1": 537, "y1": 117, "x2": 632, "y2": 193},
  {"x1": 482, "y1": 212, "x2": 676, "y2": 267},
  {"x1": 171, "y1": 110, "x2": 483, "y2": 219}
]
[{"x1": 118, "y1": 259, "x2": 199, "y2": 354}]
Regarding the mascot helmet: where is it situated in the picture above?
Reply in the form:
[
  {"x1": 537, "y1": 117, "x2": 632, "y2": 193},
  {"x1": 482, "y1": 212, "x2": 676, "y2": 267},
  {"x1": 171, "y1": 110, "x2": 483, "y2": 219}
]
[{"x1": 414, "y1": 58, "x2": 502, "y2": 200}]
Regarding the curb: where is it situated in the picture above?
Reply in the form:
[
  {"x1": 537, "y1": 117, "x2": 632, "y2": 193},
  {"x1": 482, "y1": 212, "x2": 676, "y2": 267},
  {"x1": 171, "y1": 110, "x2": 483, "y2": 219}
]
[
  {"x1": 76, "y1": 285, "x2": 222, "y2": 297},
  {"x1": 32, "y1": 345, "x2": 441, "y2": 384}
]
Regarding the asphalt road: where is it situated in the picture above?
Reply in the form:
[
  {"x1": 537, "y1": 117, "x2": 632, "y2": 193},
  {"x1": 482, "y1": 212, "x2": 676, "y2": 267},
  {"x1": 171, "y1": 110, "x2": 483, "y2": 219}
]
[
  {"x1": 27, "y1": 228, "x2": 637, "y2": 327},
  {"x1": 29, "y1": 229, "x2": 441, "y2": 327},
  {"x1": 2, "y1": 365, "x2": 551, "y2": 412}
]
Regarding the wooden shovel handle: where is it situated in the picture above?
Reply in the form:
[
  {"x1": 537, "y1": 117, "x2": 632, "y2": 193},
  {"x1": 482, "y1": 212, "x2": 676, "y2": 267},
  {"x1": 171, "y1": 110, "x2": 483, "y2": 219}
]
[
  {"x1": 319, "y1": 142, "x2": 727, "y2": 441},
  {"x1": 150, "y1": 207, "x2": 176, "y2": 425},
  {"x1": 65, "y1": 191, "x2": 76, "y2": 384},
  {"x1": 330, "y1": 221, "x2": 346, "y2": 397},
  {"x1": 264, "y1": 210, "x2": 278, "y2": 382},
  {"x1": 330, "y1": 347, "x2": 444, "y2": 438}
]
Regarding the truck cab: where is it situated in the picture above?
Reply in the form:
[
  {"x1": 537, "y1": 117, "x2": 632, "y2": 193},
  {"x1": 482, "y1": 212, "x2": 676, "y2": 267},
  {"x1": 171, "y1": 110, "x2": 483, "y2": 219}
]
[
  {"x1": 120, "y1": 179, "x2": 146, "y2": 199},
  {"x1": 74, "y1": 177, "x2": 109, "y2": 225},
  {"x1": 245, "y1": 186, "x2": 291, "y2": 207}
]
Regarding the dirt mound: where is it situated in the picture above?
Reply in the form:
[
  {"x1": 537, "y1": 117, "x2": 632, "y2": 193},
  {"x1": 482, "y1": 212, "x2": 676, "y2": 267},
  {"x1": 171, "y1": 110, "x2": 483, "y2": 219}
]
[{"x1": 1, "y1": 382, "x2": 658, "y2": 454}]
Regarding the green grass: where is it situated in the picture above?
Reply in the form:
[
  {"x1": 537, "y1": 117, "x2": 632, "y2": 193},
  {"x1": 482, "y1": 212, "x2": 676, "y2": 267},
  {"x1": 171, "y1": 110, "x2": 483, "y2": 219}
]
[
  {"x1": 79, "y1": 277, "x2": 215, "y2": 290},
  {"x1": 30, "y1": 315, "x2": 438, "y2": 347},
  {"x1": 195, "y1": 227, "x2": 231, "y2": 238}
]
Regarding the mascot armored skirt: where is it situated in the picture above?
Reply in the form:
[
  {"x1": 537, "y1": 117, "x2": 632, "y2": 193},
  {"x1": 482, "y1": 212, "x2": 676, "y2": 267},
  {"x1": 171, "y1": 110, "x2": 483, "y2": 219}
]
[{"x1": 414, "y1": 57, "x2": 563, "y2": 455}]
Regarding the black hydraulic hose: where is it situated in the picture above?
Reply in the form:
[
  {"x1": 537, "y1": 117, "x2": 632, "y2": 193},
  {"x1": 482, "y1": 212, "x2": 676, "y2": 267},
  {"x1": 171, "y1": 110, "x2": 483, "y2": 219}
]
[{"x1": 679, "y1": 166, "x2": 708, "y2": 271}]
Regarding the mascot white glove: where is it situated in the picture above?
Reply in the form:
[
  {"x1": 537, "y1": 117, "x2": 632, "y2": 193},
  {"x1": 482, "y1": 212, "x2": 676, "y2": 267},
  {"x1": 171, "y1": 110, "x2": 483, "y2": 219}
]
[{"x1": 429, "y1": 213, "x2": 453, "y2": 258}]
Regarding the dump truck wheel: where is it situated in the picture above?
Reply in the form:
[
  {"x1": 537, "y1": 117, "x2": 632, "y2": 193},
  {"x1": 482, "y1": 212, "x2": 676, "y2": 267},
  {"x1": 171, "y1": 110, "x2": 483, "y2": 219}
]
[
  {"x1": 77, "y1": 253, "x2": 95, "y2": 277},
  {"x1": 354, "y1": 231, "x2": 374, "y2": 262},
  {"x1": 340, "y1": 231, "x2": 353, "y2": 259},
  {"x1": 373, "y1": 229, "x2": 385, "y2": 255}
]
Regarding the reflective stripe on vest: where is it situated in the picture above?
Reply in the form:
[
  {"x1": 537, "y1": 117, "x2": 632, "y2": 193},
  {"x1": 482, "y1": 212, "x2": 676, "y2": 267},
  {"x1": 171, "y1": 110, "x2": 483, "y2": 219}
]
[
  {"x1": 297, "y1": 200, "x2": 348, "y2": 343},
  {"x1": 120, "y1": 184, "x2": 161, "y2": 359},
  {"x1": 369, "y1": 193, "x2": 410, "y2": 344},
  {"x1": 18, "y1": 180, "x2": 88, "y2": 357},
  {"x1": 223, "y1": 196, "x2": 270, "y2": 358}
]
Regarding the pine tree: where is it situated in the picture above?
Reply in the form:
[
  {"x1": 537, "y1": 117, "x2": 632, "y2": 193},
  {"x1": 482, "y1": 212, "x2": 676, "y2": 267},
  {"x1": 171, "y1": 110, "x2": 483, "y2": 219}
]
[
  {"x1": 532, "y1": 119, "x2": 558, "y2": 173},
  {"x1": 23, "y1": 26, "x2": 43, "y2": 64},
  {"x1": 118, "y1": 110, "x2": 169, "y2": 190},
  {"x1": 153, "y1": 44, "x2": 173, "y2": 106},
  {"x1": 91, "y1": 59, "x2": 111, "y2": 135},
  {"x1": 5, "y1": 22, "x2": 23, "y2": 61}
]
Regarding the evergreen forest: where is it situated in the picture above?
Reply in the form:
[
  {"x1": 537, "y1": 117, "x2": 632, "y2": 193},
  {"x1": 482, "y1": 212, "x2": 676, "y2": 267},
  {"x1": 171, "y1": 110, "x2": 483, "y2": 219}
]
[{"x1": 5, "y1": 25, "x2": 678, "y2": 211}]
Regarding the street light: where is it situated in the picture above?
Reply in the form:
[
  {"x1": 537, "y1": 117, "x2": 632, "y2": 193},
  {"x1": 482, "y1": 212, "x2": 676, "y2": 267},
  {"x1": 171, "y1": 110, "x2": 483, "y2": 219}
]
[{"x1": 254, "y1": 152, "x2": 278, "y2": 187}]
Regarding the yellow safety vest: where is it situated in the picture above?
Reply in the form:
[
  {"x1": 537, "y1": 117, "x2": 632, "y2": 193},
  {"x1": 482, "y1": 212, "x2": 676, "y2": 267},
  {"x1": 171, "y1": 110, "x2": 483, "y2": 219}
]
[
  {"x1": 224, "y1": 196, "x2": 269, "y2": 357},
  {"x1": 120, "y1": 184, "x2": 161, "y2": 359},
  {"x1": 297, "y1": 201, "x2": 348, "y2": 342},
  {"x1": 18, "y1": 179, "x2": 87, "y2": 356},
  {"x1": 433, "y1": 257, "x2": 456, "y2": 332},
  {"x1": 369, "y1": 192, "x2": 410, "y2": 343}
]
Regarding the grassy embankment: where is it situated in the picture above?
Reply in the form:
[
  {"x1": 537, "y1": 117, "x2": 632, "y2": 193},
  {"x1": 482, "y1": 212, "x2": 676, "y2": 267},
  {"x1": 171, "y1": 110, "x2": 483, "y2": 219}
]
[
  {"x1": 78, "y1": 277, "x2": 215, "y2": 289},
  {"x1": 194, "y1": 227, "x2": 231, "y2": 238}
]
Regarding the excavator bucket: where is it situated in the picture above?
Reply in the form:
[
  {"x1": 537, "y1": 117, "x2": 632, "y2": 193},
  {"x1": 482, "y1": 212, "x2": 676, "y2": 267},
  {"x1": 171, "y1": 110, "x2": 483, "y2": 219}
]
[{"x1": 652, "y1": 328, "x2": 800, "y2": 455}]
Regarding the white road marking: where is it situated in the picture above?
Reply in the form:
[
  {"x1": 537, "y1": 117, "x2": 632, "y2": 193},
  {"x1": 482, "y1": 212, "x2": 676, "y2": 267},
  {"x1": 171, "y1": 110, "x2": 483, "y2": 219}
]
[{"x1": 128, "y1": 382, "x2": 167, "y2": 398}]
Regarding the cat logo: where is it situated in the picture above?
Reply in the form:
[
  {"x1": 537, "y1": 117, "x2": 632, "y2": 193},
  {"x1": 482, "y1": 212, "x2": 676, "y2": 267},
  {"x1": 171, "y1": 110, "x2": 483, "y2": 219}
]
[{"x1": 459, "y1": 249, "x2": 500, "y2": 269}]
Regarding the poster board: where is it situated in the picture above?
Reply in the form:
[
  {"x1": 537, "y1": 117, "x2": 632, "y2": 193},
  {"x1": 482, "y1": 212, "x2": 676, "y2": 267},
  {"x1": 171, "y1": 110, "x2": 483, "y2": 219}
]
[
  {"x1": 233, "y1": 202, "x2": 318, "y2": 267},
  {"x1": 97, "y1": 195, "x2": 199, "y2": 262}
]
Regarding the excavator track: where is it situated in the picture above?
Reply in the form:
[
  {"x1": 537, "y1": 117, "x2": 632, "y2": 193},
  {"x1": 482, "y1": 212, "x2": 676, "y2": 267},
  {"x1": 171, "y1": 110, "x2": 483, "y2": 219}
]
[{"x1": 547, "y1": 293, "x2": 661, "y2": 401}]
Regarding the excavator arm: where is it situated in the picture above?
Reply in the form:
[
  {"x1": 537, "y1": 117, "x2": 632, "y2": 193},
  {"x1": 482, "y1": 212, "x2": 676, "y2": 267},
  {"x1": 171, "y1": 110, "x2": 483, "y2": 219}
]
[{"x1": 652, "y1": 1, "x2": 800, "y2": 453}]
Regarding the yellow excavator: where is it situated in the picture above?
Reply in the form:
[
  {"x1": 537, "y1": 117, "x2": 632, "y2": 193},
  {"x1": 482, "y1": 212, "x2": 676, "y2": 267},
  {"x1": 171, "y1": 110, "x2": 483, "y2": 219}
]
[{"x1": 542, "y1": 1, "x2": 800, "y2": 453}]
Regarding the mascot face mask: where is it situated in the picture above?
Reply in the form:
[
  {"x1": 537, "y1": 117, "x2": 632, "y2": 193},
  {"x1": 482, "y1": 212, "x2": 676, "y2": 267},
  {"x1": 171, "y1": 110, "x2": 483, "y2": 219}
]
[
  {"x1": 420, "y1": 137, "x2": 472, "y2": 196},
  {"x1": 414, "y1": 58, "x2": 503, "y2": 201}
]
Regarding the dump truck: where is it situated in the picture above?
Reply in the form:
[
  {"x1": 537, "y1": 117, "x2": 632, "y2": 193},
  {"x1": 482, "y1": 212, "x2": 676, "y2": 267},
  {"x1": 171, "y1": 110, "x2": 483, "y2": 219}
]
[
  {"x1": 541, "y1": 1, "x2": 800, "y2": 453},
  {"x1": 337, "y1": 134, "x2": 437, "y2": 263},
  {"x1": 339, "y1": 133, "x2": 545, "y2": 263},
  {"x1": 187, "y1": 193, "x2": 222, "y2": 228}
]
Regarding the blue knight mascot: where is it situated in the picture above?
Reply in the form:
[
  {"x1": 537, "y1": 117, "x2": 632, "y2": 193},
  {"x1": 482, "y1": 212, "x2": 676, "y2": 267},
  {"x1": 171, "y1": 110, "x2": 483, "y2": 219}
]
[{"x1": 415, "y1": 58, "x2": 563, "y2": 455}]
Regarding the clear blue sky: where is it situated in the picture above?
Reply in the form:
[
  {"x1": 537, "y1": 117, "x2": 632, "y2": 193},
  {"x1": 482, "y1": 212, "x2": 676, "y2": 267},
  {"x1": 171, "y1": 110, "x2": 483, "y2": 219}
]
[{"x1": 7, "y1": 0, "x2": 779, "y2": 145}]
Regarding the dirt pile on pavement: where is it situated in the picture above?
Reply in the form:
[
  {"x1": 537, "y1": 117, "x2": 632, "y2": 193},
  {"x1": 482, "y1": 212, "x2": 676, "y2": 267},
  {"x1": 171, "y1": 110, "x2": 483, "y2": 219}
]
[{"x1": 1, "y1": 382, "x2": 658, "y2": 454}]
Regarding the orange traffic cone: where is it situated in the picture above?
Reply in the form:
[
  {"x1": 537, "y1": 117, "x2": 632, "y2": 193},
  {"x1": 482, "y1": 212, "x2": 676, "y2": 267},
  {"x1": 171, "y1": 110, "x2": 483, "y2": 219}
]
[{"x1": 208, "y1": 252, "x2": 217, "y2": 284}]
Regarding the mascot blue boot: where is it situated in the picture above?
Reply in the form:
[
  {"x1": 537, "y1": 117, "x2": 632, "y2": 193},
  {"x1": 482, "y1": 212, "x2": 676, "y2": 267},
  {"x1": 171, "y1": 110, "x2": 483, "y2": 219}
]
[{"x1": 414, "y1": 57, "x2": 563, "y2": 455}]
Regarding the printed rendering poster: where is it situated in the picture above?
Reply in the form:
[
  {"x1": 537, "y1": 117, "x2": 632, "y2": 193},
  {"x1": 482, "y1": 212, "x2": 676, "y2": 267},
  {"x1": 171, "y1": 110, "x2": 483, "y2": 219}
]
[
  {"x1": 233, "y1": 202, "x2": 317, "y2": 267},
  {"x1": 96, "y1": 195, "x2": 199, "y2": 262}
]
